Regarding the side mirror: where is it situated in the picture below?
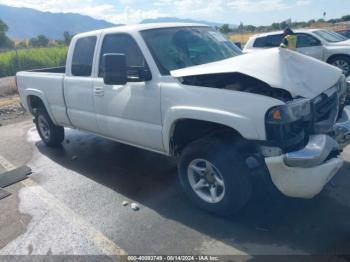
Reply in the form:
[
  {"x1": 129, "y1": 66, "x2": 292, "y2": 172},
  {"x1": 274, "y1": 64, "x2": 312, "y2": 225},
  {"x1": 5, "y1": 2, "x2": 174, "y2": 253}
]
[{"x1": 102, "y1": 53, "x2": 127, "y2": 85}]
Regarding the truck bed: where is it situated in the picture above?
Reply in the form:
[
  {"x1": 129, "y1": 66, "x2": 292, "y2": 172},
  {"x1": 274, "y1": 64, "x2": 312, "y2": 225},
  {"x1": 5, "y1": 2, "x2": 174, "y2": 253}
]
[
  {"x1": 28, "y1": 66, "x2": 66, "y2": 74},
  {"x1": 16, "y1": 67, "x2": 71, "y2": 127}
]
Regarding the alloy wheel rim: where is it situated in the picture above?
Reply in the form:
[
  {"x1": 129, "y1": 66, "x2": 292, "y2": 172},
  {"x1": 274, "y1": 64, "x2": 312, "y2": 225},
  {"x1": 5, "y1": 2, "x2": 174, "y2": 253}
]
[
  {"x1": 332, "y1": 59, "x2": 350, "y2": 75},
  {"x1": 187, "y1": 159, "x2": 225, "y2": 204},
  {"x1": 38, "y1": 115, "x2": 50, "y2": 140}
]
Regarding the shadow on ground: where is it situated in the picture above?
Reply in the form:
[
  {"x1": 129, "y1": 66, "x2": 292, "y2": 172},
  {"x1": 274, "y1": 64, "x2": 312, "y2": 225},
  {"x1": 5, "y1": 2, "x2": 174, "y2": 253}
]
[{"x1": 36, "y1": 129, "x2": 350, "y2": 256}]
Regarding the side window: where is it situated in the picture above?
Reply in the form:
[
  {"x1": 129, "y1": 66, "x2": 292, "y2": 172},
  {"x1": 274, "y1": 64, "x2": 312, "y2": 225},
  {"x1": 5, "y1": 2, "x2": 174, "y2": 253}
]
[
  {"x1": 99, "y1": 34, "x2": 147, "y2": 77},
  {"x1": 296, "y1": 34, "x2": 321, "y2": 48},
  {"x1": 253, "y1": 37, "x2": 267, "y2": 47},
  {"x1": 71, "y1": 36, "x2": 97, "y2": 77},
  {"x1": 265, "y1": 34, "x2": 284, "y2": 47}
]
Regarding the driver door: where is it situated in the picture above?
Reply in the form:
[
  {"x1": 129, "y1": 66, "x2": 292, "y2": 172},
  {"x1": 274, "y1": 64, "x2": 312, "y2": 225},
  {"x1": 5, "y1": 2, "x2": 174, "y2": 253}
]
[{"x1": 93, "y1": 33, "x2": 163, "y2": 152}]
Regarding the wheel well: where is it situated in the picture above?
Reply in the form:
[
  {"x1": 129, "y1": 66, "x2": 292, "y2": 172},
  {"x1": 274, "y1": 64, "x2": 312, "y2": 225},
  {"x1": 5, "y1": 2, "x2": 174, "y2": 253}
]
[
  {"x1": 170, "y1": 119, "x2": 244, "y2": 156},
  {"x1": 327, "y1": 54, "x2": 350, "y2": 63},
  {"x1": 27, "y1": 95, "x2": 45, "y2": 114}
]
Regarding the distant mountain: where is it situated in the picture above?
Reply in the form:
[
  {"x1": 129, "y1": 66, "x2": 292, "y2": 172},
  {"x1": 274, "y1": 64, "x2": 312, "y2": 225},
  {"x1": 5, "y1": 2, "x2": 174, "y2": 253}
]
[
  {"x1": 0, "y1": 4, "x2": 237, "y2": 40},
  {"x1": 141, "y1": 17, "x2": 237, "y2": 29},
  {"x1": 0, "y1": 4, "x2": 117, "y2": 39}
]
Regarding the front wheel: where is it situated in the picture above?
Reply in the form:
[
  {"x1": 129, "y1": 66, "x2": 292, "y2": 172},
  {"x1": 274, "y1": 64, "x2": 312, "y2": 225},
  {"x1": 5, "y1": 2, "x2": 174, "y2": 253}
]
[
  {"x1": 34, "y1": 107, "x2": 64, "y2": 147},
  {"x1": 178, "y1": 137, "x2": 252, "y2": 216},
  {"x1": 329, "y1": 56, "x2": 350, "y2": 76}
]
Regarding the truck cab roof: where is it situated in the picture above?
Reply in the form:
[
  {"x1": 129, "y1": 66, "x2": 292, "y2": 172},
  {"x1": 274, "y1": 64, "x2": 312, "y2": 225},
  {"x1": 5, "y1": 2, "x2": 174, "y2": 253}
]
[{"x1": 74, "y1": 23, "x2": 209, "y2": 39}]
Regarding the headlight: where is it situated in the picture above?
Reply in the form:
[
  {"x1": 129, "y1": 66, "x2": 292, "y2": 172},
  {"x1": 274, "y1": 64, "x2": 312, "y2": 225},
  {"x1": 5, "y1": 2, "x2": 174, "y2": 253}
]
[{"x1": 266, "y1": 98, "x2": 311, "y2": 123}]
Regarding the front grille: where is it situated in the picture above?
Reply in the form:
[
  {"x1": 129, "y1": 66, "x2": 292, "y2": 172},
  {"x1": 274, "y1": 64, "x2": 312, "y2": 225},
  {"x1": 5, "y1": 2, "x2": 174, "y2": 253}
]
[
  {"x1": 340, "y1": 84, "x2": 350, "y2": 108},
  {"x1": 314, "y1": 92, "x2": 338, "y2": 122},
  {"x1": 312, "y1": 87, "x2": 339, "y2": 133}
]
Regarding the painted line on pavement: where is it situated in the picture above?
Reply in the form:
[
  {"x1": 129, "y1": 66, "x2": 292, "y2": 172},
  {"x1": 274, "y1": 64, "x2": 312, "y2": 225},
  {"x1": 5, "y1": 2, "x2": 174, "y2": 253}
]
[{"x1": 0, "y1": 154, "x2": 127, "y2": 256}]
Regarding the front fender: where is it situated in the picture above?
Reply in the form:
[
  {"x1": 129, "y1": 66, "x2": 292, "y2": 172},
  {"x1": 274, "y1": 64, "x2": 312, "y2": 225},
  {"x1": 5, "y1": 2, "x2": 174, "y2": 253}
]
[{"x1": 162, "y1": 106, "x2": 259, "y2": 154}]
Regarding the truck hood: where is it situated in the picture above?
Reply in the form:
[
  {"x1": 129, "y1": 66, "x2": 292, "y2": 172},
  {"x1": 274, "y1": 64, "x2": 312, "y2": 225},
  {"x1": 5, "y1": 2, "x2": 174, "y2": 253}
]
[{"x1": 171, "y1": 48, "x2": 342, "y2": 99}]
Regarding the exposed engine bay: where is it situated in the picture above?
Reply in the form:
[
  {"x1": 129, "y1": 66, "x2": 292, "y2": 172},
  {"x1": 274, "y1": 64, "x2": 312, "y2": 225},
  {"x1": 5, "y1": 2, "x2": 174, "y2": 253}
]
[{"x1": 180, "y1": 72, "x2": 293, "y2": 102}]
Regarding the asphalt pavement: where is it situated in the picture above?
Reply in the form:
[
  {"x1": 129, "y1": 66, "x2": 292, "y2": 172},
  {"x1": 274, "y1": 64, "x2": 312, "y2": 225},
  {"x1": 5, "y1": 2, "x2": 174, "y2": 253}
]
[{"x1": 0, "y1": 120, "x2": 349, "y2": 258}]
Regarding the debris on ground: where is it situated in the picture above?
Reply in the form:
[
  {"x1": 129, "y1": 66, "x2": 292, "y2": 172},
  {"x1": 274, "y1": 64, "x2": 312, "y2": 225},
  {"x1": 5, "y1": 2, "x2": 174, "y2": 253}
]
[
  {"x1": 131, "y1": 203, "x2": 140, "y2": 211},
  {"x1": 122, "y1": 201, "x2": 129, "y2": 206},
  {"x1": 71, "y1": 156, "x2": 78, "y2": 160},
  {"x1": 0, "y1": 94, "x2": 30, "y2": 126}
]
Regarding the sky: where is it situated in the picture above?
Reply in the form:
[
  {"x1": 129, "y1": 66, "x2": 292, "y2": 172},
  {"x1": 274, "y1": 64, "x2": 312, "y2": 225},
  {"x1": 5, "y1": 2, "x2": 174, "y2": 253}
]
[{"x1": 1, "y1": 0, "x2": 350, "y2": 26}]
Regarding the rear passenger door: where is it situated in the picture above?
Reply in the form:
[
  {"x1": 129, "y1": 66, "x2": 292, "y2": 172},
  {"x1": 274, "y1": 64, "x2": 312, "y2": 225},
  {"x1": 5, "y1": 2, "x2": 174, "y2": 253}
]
[
  {"x1": 64, "y1": 35, "x2": 100, "y2": 133},
  {"x1": 296, "y1": 33, "x2": 324, "y2": 60}
]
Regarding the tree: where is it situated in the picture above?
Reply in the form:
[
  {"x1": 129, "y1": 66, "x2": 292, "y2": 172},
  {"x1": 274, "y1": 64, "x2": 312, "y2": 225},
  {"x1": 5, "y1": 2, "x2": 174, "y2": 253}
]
[
  {"x1": 29, "y1": 37, "x2": 39, "y2": 47},
  {"x1": 63, "y1": 31, "x2": 74, "y2": 46},
  {"x1": 245, "y1": 25, "x2": 256, "y2": 32},
  {"x1": 0, "y1": 19, "x2": 8, "y2": 33},
  {"x1": 16, "y1": 40, "x2": 27, "y2": 49},
  {"x1": 219, "y1": 24, "x2": 230, "y2": 34},
  {"x1": 341, "y1": 15, "x2": 350, "y2": 22},
  {"x1": 271, "y1": 23, "x2": 280, "y2": 31},
  {"x1": 29, "y1": 35, "x2": 49, "y2": 47},
  {"x1": 0, "y1": 19, "x2": 14, "y2": 49},
  {"x1": 37, "y1": 35, "x2": 49, "y2": 47}
]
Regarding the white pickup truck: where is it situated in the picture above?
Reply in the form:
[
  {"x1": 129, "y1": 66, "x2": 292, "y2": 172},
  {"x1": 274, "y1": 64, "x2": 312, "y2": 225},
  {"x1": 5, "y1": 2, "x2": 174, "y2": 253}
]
[{"x1": 17, "y1": 23, "x2": 350, "y2": 215}]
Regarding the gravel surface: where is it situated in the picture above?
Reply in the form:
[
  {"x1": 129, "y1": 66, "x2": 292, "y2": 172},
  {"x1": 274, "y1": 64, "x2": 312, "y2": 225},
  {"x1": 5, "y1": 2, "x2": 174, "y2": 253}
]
[
  {"x1": 0, "y1": 77, "x2": 31, "y2": 126},
  {"x1": 0, "y1": 95, "x2": 31, "y2": 126},
  {"x1": 0, "y1": 77, "x2": 17, "y2": 97}
]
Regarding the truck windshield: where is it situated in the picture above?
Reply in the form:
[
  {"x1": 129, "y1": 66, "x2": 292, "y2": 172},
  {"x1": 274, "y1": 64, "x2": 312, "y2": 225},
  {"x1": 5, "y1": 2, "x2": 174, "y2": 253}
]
[
  {"x1": 313, "y1": 29, "x2": 346, "y2": 43},
  {"x1": 141, "y1": 27, "x2": 242, "y2": 75}
]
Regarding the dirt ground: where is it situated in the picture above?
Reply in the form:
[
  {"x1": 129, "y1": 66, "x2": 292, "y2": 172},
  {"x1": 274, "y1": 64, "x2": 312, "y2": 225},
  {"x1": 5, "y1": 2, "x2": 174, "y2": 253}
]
[
  {"x1": 0, "y1": 77, "x2": 17, "y2": 97},
  {"x1": 0, "y1": 77, "x2": 31, "y2": 126}
]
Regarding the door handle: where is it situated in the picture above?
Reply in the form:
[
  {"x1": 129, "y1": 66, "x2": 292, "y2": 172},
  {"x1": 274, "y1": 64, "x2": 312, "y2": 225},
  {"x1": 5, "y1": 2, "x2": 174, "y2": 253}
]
[{"x1": 94, "y1": 87, "x2": 104, "y2": 96}]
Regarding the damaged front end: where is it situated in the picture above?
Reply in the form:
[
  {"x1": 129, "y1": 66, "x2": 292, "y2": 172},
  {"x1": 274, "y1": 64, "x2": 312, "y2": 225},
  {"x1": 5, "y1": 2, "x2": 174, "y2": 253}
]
[
  {"x1": 263, "y1": 78, "x2": 350, "y2": 199},
  {"x1": 170, "y1": 48, "x2": 350, "y2": 199},
  {"x1": 264, "y1": 77, "x2": 348, "y2": 153}
]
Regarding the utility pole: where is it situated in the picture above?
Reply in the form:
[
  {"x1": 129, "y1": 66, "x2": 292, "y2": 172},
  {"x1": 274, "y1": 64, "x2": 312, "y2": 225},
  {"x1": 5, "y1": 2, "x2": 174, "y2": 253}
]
[{"x1": 14, "y1": 46, "x2": 20, "y2": 71}]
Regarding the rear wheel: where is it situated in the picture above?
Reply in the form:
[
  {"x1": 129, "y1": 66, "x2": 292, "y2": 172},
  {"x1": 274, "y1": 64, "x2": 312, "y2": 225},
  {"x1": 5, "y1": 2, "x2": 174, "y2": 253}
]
[
  {"x1": 34, "y1": 107, "x2": 64, "y2": 147},
  {"x1": 178, "y1": 136, "x2": 252, "y2": 216},
  {"x1": 329, "y1": 56, "x2": 350, "y2": 76}
]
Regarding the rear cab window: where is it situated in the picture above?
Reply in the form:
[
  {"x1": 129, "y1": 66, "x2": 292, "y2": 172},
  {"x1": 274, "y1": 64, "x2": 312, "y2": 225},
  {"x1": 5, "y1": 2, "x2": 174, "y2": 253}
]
[{"x1": 71, "y1": 36, "x2": 97, "y2": 77}]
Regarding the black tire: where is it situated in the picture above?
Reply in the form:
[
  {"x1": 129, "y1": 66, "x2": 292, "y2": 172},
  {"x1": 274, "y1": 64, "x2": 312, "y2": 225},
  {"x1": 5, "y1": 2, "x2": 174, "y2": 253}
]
[
  {"x1": 178, "y1": 136, "x2": 252, "y2": 216},
  {"x1": 34, "y1": 107, "x2": 64, "y2": 147},
  {"x1": 328, "y1": 56, "x2": 350, "y2": 76}
]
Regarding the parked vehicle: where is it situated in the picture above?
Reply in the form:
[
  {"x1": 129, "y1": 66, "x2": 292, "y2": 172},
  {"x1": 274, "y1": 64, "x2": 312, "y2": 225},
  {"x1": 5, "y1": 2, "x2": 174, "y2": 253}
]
[
  {"x1": 336, "y1": 29, "x2": 350, "y2": 39},
  {"x1": 17, "y1": 23, "x2": 350, "y2": 215},
  {"x1": 244, "y1": 29, "x2": 350, "y2": 76}
]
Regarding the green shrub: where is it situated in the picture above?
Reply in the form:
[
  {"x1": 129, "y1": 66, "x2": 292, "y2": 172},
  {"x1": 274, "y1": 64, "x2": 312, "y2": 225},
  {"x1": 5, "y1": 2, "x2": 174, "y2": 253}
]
[{"x1": 0, "y1": 47, "x2": 68, "y2": 77}]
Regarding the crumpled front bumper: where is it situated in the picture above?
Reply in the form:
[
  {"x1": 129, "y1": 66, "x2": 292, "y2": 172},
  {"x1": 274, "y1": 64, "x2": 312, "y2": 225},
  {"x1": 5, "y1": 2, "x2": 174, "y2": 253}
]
[{"x1": 265, "y1": 105, "x2": 350, "y2": 199}]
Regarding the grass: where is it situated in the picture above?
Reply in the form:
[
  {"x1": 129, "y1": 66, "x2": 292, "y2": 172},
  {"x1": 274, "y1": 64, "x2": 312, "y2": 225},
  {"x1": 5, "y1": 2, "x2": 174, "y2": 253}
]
[{"x1": 0, "y1": 47, "x2": 68, "y2": 77}]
